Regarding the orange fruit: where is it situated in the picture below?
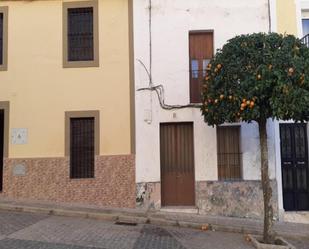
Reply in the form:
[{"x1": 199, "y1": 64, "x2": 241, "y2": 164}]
[
  {"x1": 220, "y1": 94, "x2": 224, "y2": 100},
  {"x1": 217, "y1": 64, "x2": 222, "y2": 69},
  {"x1": 201, "y1": 224, "x2": 209, "y2": 231},
  {"x1": 250, "y1": 101, "x2": 255, "y2": 108},
  {"x1": 246, "y1": 100, "x2": 251, "y2": 105},
  {"x1": 241, "y1": 103, "x2": 246, "y2": 108},
  {"x1": 288, "y1": 68, "x2": 294, "y2": 74},
  {"x1": 242, "y1": 98, "x2": 246, "y2": 103}
]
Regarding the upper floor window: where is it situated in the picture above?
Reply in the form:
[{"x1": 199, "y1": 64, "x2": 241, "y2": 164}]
[
  {"x1": 189, "y1": 31, "x2": 213, "y2": 103},
  {"x1": 303, "y1": 18, "x2": 309, "y2": 37},
  {"x1": 0, "y1": 7, "x2": 8, "y2": 71},
  {"x1": 63, "y1": 1, "x2": 99, "y2": 68}
]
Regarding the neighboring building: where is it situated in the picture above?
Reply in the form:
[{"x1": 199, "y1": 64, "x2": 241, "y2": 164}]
[
  {"x1": 134, "y1": 0, "x2": 280, "y2": 219},
  {"x1": 271, "y1": 0, "x2": 309, "y2": 223},
  {"x1": 0, "y1": 0, "x2": 136, "y2": 208}
]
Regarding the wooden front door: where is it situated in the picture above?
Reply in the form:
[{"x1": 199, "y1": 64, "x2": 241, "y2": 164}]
[
  {"x1": 280, "y1": 123, "x2": 309, "y2": 211},
  {"x1": 160, "y1": 123, "x2": 195, "y2": 206}
]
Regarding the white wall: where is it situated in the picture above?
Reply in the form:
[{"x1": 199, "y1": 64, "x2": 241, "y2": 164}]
[{"x1": 134, "y1": 0, "x2": 274, "y2": 183}]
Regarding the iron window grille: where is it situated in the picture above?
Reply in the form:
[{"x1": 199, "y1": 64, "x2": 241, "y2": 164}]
[
  {"x1": 0, "y1": 13, "x2": 3, "y2": 65},
  {"x1": 70, "y1": 117, "x2": 95, "y2": 179},
  {"x1": 68, "y1": 7, "x2": 94, "y2": 61}
]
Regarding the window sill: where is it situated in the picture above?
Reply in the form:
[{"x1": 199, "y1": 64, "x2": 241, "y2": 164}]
[
  {"x1": 70, "y1": 177, "x2": 95, "y2": 180},
  {"x1": 63, "y1": 60, "x2": 99, "y2": 68},
  {"x1": 217, "y1": 179, "x2": 244, "y2": 182}
]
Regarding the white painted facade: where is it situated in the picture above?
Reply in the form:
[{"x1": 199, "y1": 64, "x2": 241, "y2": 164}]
[
  {"x1": 134, "y1": 0, "x2": 274, "y2": 184},
  {"x1": 132, "y1": 0, "x2": 309, "y2": 219}
]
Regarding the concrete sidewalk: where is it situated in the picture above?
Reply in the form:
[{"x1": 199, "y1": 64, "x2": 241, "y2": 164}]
[{"x1": 0, "y1": 198, "x2": 307, "y2": 239}]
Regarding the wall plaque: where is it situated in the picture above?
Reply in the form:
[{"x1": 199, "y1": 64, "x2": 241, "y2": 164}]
[{"x1": 13, "y1": 164, "x2": 26, "y2": 176}]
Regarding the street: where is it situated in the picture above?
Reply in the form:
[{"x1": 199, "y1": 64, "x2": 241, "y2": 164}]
[{"x1": 0, "y1": 210, "x2": 308, "y2": 249}]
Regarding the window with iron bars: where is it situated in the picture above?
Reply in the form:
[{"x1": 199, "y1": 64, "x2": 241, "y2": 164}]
[
  {"x1": 0, "y1": 13, "x2": 3, "y2": 65},
  {"x1": 70, "y1": 117, "x2": 95, "y2": 179},
  {"x1": 217, "y1": 126, "x2": 242, "y2": 180},
  {"x1": 68, "y1": 7, "x2": 94, "y2": 61}
]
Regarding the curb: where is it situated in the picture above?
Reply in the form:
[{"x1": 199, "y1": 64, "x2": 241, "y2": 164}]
[{"x1": 0, "y1": 203, "x2": 306, "y2": 240}]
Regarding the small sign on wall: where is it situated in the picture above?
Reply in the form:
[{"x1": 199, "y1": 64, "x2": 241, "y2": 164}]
[
  {"x1": 11, "y1": 128, "x2": 28, "y2": 145},
  {"x1": 13, "y1": 164, "x2": 26, "y2": 176}
]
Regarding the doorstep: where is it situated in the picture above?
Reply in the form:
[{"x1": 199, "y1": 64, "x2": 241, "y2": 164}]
[{"x1": 283, "y1": 211, "x2": 309, "y2": 224}]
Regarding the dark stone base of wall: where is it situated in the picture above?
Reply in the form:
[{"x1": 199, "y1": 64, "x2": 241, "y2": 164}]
[
  {"x1": 136, "y1": 180, "x2": 278, "y2": 219},
  {"x1": 196, "y1": 180, "x2": 278, "y2": 219},
  {"x1": 2, "y1": 155, "x2": 135, "y2": 208}
]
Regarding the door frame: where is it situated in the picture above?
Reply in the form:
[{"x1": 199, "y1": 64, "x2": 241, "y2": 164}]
[
  {"x1": 159, "y1": 121, "x2": 196, "y2": 207},
  {"x1": 279, "y1": 122, "x2": 309, "y2": 211},
  {"x1": 0, "y1": 101, "x2": 9, "y2": 192}
]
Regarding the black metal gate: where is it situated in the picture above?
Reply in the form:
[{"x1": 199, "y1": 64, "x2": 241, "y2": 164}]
[{"x1": 280, "y1": 123, "x2": 309, "y2": 211}]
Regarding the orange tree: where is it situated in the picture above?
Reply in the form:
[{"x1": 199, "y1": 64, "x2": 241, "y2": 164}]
[{"x1": 201, "y1": 33, "x2": 309, "y2": 243}]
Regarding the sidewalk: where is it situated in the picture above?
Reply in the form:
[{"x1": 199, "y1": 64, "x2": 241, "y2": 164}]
[{"x1": 0, "y1": 198, "x2": 307, "y2": 239}]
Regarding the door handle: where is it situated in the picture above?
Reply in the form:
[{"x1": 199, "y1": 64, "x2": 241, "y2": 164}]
[{"x1": 283, "y1": 162, "x2": 292, "y2": 165}]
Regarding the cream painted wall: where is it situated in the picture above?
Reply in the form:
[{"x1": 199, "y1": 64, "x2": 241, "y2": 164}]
[
  {"x1": 134, "y1": 0, "x2": 274, "y2": 183},
  {"x1": 277, "y1": 0, "x2": 298, "y2": 35},
  {"x1": 0, "y1": 0, "x2": 132, "y2": 157}
]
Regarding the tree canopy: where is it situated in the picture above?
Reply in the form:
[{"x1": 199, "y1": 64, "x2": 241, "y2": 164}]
[{"x1": 202, "y1": 33, "x2": 309, "y2": 125}]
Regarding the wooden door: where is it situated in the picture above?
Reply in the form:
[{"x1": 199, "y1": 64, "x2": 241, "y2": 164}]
[
  {"x1": 189, "y1": 31, "x2": 213, "y2": 103},
  {"x1": 160, "y1": 123, "x2": 195, "y2": 206},
  {"x1": 280, "y1": 123, "x2": 309, "y2": 211}
]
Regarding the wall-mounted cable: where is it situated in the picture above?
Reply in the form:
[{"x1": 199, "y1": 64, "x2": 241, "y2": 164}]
[{"x1": 137, "y1": 60, "x2": 201, "y2": 110}]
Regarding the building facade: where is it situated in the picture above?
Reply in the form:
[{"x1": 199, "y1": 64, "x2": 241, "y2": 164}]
[
  {"x1": 271, "y1": 0, "x2": 309, "y2": 223},
  {"x1": 134, "y1": 0, "x2": 281, "y2": 219},
  {"x1": 0, "y1": 0, "x2": 136, "y2": 208},
  {"x1": 135, "y1": 0, "x2": 309, "y2": 222}
]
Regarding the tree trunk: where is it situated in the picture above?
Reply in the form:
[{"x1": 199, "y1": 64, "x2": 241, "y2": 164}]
[{"x1": 258, "y1": 119, "x2": 274, "y2": 244}]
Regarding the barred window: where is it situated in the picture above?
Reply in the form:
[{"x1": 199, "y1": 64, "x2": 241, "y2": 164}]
[
  {"x1": 70, "y1": 117, "x2": 95, "y2": 179},
  {"x1": 0, "y1": 6, "x2": 8, "y2": 71},
  {"x1": 0, "y1": 13, "x2": 3, "y2": 65},
  {"x1": 68, "y1": 7, "x2": 94, "y2": 61},
  {"x1": 63, "y1": 1, "x2": 98, "y2": 68},
  {"x1": 217, "y1": 126, "x2": 242, "y2": 180}
]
